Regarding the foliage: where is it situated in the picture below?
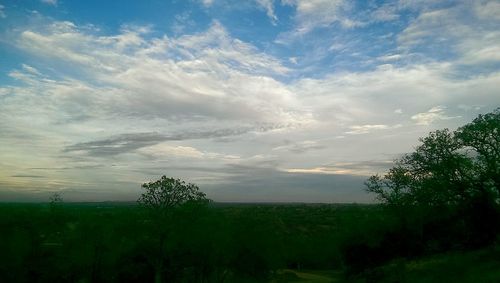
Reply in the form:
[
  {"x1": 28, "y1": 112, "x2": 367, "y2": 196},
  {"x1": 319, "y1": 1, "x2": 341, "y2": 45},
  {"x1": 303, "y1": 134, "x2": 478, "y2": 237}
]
[
  {"x1": 49, "y1": 192, "x2": 63, "y2": 210},
  {"x1": 344, "y1": 246, "x2": 500, "y2": 283},
  {"x1": 137, "y1": 176, "x2": 210, "y2": 283},
  {"x1": 366, "y1": 108, "x2": 500, "y2": 207},
  {"x1": 138, "y1": 176, "x2": 209, "y2": 214},
  {"x1": 0, "y1": 203, "x2": 373, "y2": 282},
  {"x1": 456, "y1": 108, "x2": 500, "y2": 195},
  {"x1": 365, "y1": 129, "x2": 477, "y2": 206},
  {"x1": 354, "y1": 108, "x2": 500, "y2": 273}
]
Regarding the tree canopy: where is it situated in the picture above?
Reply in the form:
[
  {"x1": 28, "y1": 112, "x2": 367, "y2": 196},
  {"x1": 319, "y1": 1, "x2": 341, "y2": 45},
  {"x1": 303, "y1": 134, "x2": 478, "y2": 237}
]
[
  {"x1": 366, "y1": 108, "x2": 500, "y2": 207},
  {"x1": 138, "y1": 176, "x2": 209, "y2": 214}
]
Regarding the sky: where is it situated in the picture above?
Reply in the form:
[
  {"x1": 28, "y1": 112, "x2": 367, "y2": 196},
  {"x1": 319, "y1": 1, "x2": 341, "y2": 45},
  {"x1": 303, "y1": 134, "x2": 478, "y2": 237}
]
[{"x1": 0, "y1": 0, "x2": 499, "y2": 202}]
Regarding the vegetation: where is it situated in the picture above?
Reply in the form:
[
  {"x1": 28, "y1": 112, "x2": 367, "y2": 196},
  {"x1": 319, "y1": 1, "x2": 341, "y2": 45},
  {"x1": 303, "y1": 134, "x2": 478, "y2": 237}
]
[
  {"x1": 138, "y1": 176, "x2": 209, "y2": 212},
  {"x1": 366, "y1": 108, "x2": 500, "y2": 208},
  {"x1": 346, "y1": 107, "x2": 500, "y2": 276},
  {"x1": 0, "y1": 108, "x2": 498, "y2": 282}
]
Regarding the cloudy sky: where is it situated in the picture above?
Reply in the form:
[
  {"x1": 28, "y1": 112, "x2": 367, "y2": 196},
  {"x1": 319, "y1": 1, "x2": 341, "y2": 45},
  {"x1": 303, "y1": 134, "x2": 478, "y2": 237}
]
[{"x1": 0, "y1": 0, "x2": 499, "y2": 202}]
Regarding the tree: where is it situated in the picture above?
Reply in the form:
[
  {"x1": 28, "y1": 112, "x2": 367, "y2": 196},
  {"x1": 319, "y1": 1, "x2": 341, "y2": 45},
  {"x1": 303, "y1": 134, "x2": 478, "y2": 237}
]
[
  {"x1": 456, "y1": 108, "x2": 500, "y2": 196},
  {"x1": 138, "y1": 176, "x2": 208, "y2": 214},
  {"x1": 366, "y1": 129, "x2": 476, "y2": 206},
  {"x1": 49, "y1": 192, "x2": 63, "y2": 207},
  {"x1": 49, "y1": 192, "x2": 65, "y2": 224},
  {"x1": 365, "y1": 108, "x2": 500, "y2": 248},
  {"x1": 137, "y1": 176, "x2": 210, "y2": 283}
]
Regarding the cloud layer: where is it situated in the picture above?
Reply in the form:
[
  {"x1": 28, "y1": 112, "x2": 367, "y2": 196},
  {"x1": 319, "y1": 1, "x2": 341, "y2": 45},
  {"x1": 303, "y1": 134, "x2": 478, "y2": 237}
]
[{"x1": 0, "y1": 0, "x2": 499, "y2": 202}]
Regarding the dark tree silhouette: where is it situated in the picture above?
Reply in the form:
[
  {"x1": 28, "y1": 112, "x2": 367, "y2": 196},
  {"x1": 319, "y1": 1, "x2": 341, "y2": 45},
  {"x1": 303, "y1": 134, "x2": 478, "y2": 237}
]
[
  {"x1": 366, "y1": 108, "x2": 500, "y2": 207},
  {"x1": 138, "y1": 176, "x2": 209, "y2": 283},
  {"x1": 456, "y1": 108, "x2": 500, "y2": 195},
  {"x1": 365, "y1": 108, "x2": 500, "y2": 249},
  {"x1": 365, "y1": 128, "x2": 475, "y2": 206},
  {"x1": 49, "y1": 192, "x2": 63, "y2": 206},
  {"x1": 49, "y1": 192, "x2": 64, "y2": 218},
  {"x1": 138, "y1": 176, "x2": 208, "y2": 214}
]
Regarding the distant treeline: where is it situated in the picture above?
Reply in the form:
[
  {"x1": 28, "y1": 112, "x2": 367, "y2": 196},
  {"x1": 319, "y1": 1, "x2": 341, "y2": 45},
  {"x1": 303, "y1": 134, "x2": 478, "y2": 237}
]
[
  {"x1": 1, "y1": 202, "x2": 382, "y2": 282},
  {"x1": 1, "y1": 201, "x2": 498, "y2": 282}
]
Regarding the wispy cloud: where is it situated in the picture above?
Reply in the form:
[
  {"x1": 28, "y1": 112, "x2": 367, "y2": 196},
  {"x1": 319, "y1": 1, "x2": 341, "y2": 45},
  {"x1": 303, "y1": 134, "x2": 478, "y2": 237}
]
[
  {"x1": 272, "y1": 140, "x2": 325, "y2": 153},
  {"x1": 201, "y1": 0, "x2": 214, "y2": 7},
  {"x1": 345, "y1": 124, "x2": 401, "y2": 135},
  {"x1": 64, "y1": 126, "x2": 281, "y2": 156},
  {"x1": 282, "y1": 160, "x2": 394, "y2": 176},
  {"x1": 256, "y1": 0, "x2": 278, "y2": 25},
  {"x1": 411, "y1": 106, "x2": 460, "y2": 126},
  {"x1": 398, "y1": 2, "x2": 500, "y2": 65},
  {"x1": 371, "y1": 3, "x2": 399, "y2": 22},
  {"x1": 40, "y1": 0, "x2": 58, "y2": 6},
  {"x1": 1, "y1": 2, "x2": 499, "y2": 201},
  {"x1": 0, "y1": 4, "x2": 6, "y2": 18},
  {"x1": 281, "y1": 0, "x2": 355, "y2": 35}
]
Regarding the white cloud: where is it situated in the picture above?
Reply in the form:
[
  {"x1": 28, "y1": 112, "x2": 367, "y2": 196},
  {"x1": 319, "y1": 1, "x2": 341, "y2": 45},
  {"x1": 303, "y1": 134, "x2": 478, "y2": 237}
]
[
  {"x1": 2, "y1": 10, "x2": 500, "y2": 201},
  {"x1": 474, "y1": 0, "x2": 500, "y2": 21},
  {"x1": 201, "y1": 0, "x2": 214, "y2": 7},
  {"x1": 0, "y1": 88, "x2": 9, "y2": 97},
  {"x1": 12, "y1": 21, "x2": 298, "y2": 126},
  {"x1": 291, "y1": 62, "x2": 500, "y2": 141},
  {"x1": 346, "y1": 124, "x2": 403, "y2": 135},
  {"x1": 282, "y1": 0, "x2": 350, "y2": 34},
  {"x1": 371, "y1": 3, "x2": 399, "y2": 22},
  {"x1": 41, "y1": 0, "x2": 58, "y2": 6},
  {"x1": 272, "y1": 140, "x2": 324, "y2": 153},
  {"x1": 138, "y1": 143, "x2": 205, "y2": 159},
  {"x1": 256, "y1": 0, "x2": 278, "y2": 25},
  {"x1": 345, "y1": 124, "x2": 390, "y2": 135},
  {"x1": 378, "y1": 54, "x2": 402, "y2": 62},
  {"x1": 411, "y1": 106, "x2": 460, "y2": 125},
  {"x1": 289, "y1": 57, "x2": 298, "y2": 64},
  {"x1": 21, "y1": 64, "x2": 42, "y2": 76},
  {"x1": 0, "y1": 5, "x2": 5, "y2": 18},
  {"x1": 283, "y1": 167, "x2": 351, "y2": 175},
  {"x1": 282, "y1": 160, "x2": 393, "y2": 176},
  {"x1": 0, "y1": 20, "x2": 317, "y2": 198},
  {"x1": 398, "y1": 3, "x2": 500, "y2": 65}
]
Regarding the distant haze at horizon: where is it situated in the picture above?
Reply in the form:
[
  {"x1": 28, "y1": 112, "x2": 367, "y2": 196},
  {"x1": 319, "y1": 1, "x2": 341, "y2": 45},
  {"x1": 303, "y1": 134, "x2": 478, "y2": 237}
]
[{"x1": 0, "y1": 0, "x2": 499, "y2": 202}]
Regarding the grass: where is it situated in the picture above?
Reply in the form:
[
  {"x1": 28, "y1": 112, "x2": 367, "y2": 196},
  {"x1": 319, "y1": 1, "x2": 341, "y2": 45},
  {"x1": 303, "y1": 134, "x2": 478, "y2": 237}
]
[
  {"x1": 273, "y1": 269, "x2": 341, "y2": 283},
  {"x1": 348, "y1": 245, "x2": 500, "y2": 283},
  {"x1": 272, "y1": 246, "x2": 500, "y2": 283}
]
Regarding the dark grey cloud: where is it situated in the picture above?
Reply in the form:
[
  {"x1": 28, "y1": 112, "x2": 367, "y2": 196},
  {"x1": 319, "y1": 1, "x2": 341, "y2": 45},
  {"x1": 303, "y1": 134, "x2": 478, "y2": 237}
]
[
  {"x1": 64, "y1": 132, "x2": 165, "y2": 156},
  {"x1": 11, "y1": 174, "x2": 46, "y2": 178},
  {"x1": 323, "y1": 160, "x2": 395, "y2": 173},
  {"x1": 64, "y1": 125, "x2": 282, "y2": 157},
  {"x1": 29, "y1": 164, "x2": 104, "y2": 170}
]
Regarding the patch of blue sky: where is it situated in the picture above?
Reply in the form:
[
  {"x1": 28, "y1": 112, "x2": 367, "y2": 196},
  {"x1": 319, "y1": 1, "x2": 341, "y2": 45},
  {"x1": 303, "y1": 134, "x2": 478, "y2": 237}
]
[{"x1": 60, "y1": 1, "x2": 213, "y2": 38}]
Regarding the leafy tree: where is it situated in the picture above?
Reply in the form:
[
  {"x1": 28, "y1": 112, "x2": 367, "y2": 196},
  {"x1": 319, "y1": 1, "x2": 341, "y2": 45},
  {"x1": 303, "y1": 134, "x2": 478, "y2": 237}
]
[
  {"x1": 365, "y1": 108, "x2": 500, "y2": 249},
  {"x1": 49, "y1": 192, "x2": 63, "y2": 209},
  {"x1": 49, "y1": 192, "x2": 65, "y2": 227},
  {"x1": 138, "y1": 176, "x2": 208, "y2": 214},
  {"x1": 137, "y1": 176, "x2": 210, "y2": 283},
  {"x1": 366, "y1": 129, "x2": 475, "y2": 206},
  {"x1": 366, "y1": 109, "x2": 500, "y2": 206},
  {"x1": 456, "y1": 108, "x2": 500, "y2": 196}
]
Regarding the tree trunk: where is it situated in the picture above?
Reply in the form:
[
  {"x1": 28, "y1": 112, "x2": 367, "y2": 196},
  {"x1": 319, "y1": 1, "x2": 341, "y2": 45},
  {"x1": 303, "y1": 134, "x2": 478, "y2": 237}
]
[
  {"x1": 154, "y1": 232, "x2": 166, "y2": 283},
  {"x1": 154, "y1": 268, "x2": 162, "y2": 283}
]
